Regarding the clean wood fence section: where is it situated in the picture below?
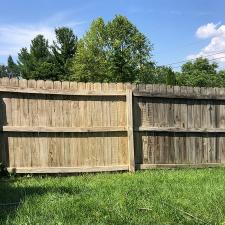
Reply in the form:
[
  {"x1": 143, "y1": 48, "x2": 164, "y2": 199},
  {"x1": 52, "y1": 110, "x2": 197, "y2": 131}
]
[
  {"x1": 0, "y1": 78, "x2": 225, "y2": 173},
  {"x1": 0, "y1": 78, "x2": 130, "y2": 173},
  {"x1": 134, "y1": 84, "x2": 225, "y2": 169}
]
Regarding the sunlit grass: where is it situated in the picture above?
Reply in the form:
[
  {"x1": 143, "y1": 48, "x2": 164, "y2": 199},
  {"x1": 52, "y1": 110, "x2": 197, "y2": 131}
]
[{"x1": 1, "y1": 168, "x2": 225, "y2": 225}]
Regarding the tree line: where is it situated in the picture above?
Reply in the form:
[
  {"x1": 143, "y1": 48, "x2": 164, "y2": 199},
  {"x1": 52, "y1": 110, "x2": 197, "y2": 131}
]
[{"x1": 1, "y1": 15, "x2": 225, "y2": 87}]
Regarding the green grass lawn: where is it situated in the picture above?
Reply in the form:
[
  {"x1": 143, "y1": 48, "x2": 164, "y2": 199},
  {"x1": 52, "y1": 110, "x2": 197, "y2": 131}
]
[{"x1": 1, "y1": 168, "x2": 225, "y2": 225}]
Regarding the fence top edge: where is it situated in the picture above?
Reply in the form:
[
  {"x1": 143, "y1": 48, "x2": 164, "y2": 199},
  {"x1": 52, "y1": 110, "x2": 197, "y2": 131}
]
[{"x1": 0, "y1": 77, "x2": 225, "y2": 94}]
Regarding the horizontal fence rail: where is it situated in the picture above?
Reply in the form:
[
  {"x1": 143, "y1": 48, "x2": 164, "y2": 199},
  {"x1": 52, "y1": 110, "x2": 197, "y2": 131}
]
[
  {"x1": 2, "y1": 126, "x2": 127, "y2": 133},
  {"x1": 0, "y1": 78, "x2": 225, "y2": 173},
  {"x1": 133, "y1": 91, "x2": 225, "y2": 100}
]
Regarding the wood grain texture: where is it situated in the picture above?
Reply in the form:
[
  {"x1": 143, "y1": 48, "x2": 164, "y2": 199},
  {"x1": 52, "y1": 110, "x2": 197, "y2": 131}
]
[
  {"x1": 127, "y1": 87, "x2": 135, "y2": 172},
  {"x1": 0, "y1": 86, "x2": 126, "y2": 96},
  {"x1": 134, "y1": 84, "x2": 224, "y2": 167},
  {"x1": 0, "y1": 78, "x2": 225, "y2": 173},
  {"x1": 8, "y1": 165, "x2": 129, "y2": 173},
  {"x1": 137, "y1": 163, "x2": 223, "y2": 169}
]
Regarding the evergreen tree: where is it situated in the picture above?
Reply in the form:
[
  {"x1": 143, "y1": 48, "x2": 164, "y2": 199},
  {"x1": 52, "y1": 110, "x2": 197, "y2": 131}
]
[
  {"x1": 18, "y1": 47, "x2": 32, "y2": 79},
  {"x1": 52, "y1": 27, "x2": 78, "y2": 80},
  {"x1": 18, "y1": 35, "x2": 57, "y2": 80},
  {"x1": 165, "y1": 67, "x2": 176, "y2": 85},
  {"x1": 7, "y1": 55, "x2": 19, "y2": 78},
  {"x1": 0, "y1": 65, "x2": 8, "y2": 78}
]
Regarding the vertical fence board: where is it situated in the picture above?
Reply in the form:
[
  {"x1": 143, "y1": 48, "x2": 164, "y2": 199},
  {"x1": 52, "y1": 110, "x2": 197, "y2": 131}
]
[
  {"x1": 127, "y1": 87, "x2": 135, "y2": 172},
  {"x1": 1, "y1": 79, "x2": 225, "y2": 173}
]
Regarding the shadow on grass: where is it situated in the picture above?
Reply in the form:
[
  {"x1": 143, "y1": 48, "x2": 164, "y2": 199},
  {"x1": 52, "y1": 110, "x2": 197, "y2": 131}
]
[{"x1": 0, "y1": 177, "x2": 83, "y2": 224}]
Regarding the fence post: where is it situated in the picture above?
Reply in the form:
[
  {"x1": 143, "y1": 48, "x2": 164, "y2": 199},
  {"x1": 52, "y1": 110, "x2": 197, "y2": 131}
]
[{"x1": 127, "y1": 86, "x2": 135, "y2": 172}]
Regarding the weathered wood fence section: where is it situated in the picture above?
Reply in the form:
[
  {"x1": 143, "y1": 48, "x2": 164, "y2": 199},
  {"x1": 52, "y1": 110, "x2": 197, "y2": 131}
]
[{"x1": 0, "y1": 77, "x2": 225, "y2": 173}]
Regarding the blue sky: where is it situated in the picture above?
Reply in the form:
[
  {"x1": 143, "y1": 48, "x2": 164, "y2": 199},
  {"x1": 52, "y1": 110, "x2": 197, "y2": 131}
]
[{"x1": 1, "y1": 0, "x2": 225, "y2": 70}]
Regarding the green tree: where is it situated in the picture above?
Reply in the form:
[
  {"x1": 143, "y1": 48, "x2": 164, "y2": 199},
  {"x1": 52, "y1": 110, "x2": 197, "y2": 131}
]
[
  {"x1": 165, "y1": 67, "x2": 176, "y2": 85},
  {"x1": 71, "y1": 15, "x2": 153, "y2": 83},
  {"x1": 153, "y1": 66, "x2": 176, "y2": 85},
  {"x1": 177, "y1": 57, "x2": 219, "y2": 87},
  {"x1": 18, "y1": 35, "x2": 57, "y2": 80},
  {"x1": 52, "y1": 27, "x2": 78, "y2": 80},
  {"x1": 106, "y1": 15, "x2": 152, "y2": 82},
  {"x1": 0, "y1": 65, "x2": 8, "y2": 77},
  {"x1": 7, "y1": 55, "x2": 20, "y2": 78},
  {"x1": 71, "y1": 18, "x2": 107, "y2": 82},
  {"x1": 17, "y1": 47, "x2": 31, "y2": 78},
  {"x1": 217, "y1": 70, "x2": 225, "y2": 87},
  {"x1": 135, "y1": 61, "x2": 156, "y2": 84},
  {"x1": 0, "y1": 56, "x2": 20, "y2": 78}
]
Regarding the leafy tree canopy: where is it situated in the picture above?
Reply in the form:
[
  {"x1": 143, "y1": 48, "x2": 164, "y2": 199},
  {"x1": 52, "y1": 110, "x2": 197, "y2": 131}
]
[
  {"x1": 176, "y1": 57, "x2": 219, "y2": 87},
  {"x1": 1, "y1": 16, "x2": 225, "y2": 88},
  {"x1": 71, "y1": 15, "x2": 154, "y2": 83},
  {"x1": 153, "y1": 66, "x2": 177, "y2": 85}
]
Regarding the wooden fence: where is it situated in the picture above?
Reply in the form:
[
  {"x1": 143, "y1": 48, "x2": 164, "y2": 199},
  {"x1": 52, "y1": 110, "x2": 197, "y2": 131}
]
[{"x1": 0, "y1": 77, "x2": 225, "y2": 173}]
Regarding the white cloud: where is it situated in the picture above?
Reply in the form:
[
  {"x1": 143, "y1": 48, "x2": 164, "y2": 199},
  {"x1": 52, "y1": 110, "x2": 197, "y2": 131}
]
[
  {"x1": 196, "y1": 23, "x2": 219, "y2": 38},
  {"x1": 188, "y1": 22, "x2": 225, "y2": 68},
  {"x1": 0, "y1": 25, "x2": 55, "y2": 56},
  {"x1": 0, "y1": 12, "x2": 86, "y2": 61}
]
